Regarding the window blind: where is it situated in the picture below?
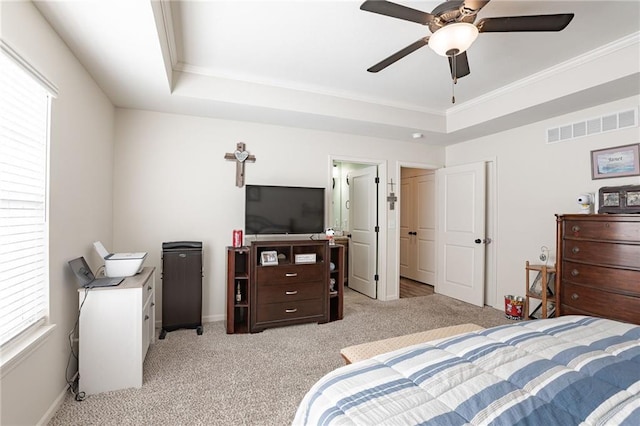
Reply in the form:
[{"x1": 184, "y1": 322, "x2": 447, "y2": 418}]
[{"x1": 0, "y1": 51, "x2": 51, "y2": 347}]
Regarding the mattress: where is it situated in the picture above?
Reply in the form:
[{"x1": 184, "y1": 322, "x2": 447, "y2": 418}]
[{"x1": 293, "y1": 315, "x2": 640, "y2": 425}]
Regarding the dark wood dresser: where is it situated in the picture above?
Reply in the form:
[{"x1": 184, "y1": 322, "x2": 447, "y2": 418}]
[
  {"x1": 250, "y1": 240, "x2": 329, "y2": 332},
  {"x1": 556, "y1": 214, "x2": 640, "y2": 325}
]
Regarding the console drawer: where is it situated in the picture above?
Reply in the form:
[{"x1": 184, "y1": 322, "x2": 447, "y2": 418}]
[
  {"x1": 258, "y1": 281, "x2": 324, "y2": 304},
  {"x1": 564, "y1": 219, "x2": 640, "y2": 242},
  {"x1": 562, "y1": 241, "x2": 640, "y2": 268},
  {"x1": 562, "y1": 260, "x2": 640, "y2": 294},
  {"x1": 255, "y1": 299, "x2": 325, "y2": 323},
  {"x1": 560, "y1": 282, "x2": 640, "y2": 324},
  {"x1": 256, "y1": 263, "x2": 325, "y2": 285}
]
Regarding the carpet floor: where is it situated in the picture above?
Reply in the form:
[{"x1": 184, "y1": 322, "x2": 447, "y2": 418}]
[{"x1": 49, "y1": 288, "x2": 513, "y2": 425}]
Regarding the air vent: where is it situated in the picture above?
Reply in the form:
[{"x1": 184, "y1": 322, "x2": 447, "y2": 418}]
[{"x1": 547, "y1": 107, "x2": 638, "y2": 143}]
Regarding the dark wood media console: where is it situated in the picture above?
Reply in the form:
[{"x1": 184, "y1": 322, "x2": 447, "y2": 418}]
[{"x1": 225, "y1": 240, "x2": 344, "y2": 333}]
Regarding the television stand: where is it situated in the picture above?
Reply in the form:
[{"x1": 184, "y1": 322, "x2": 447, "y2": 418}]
[{"x1": 225, "y1": 240, "x2": 344, "y2": 333}]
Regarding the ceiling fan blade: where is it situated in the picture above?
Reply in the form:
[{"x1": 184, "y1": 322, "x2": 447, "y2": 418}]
[
  {"x1": 448, "y1": 52, "x2": 470, "y2": 79},
  {"x1": 360, "y1": 0, "x2": 434, "y2": 25},
  {"x1": 367, "y1": 37, "x2": 429, "y2": 73},
  {"x1": 477, "y1": 14, "x2": 574, "y2": 32}
]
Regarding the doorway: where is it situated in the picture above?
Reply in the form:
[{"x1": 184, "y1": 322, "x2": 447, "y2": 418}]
[
  {"x1": 330, "y1": 157, "x2": 387, "y2": 300},
  {"x1": 397, "y1": 161, "x2": 497, "y2": 307},
  {"x1": 399, "y1": 167, "x2": 436, "y2": 288}
]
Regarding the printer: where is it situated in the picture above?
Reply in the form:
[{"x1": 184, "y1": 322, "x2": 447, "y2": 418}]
[{"x1": 93, "y1": 241, "x2": 147, "y2": 277}]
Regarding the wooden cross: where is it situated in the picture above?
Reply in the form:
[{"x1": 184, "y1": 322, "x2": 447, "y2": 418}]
[
  {"x1": 224, "y1": 142, "x2": 256, "y2": 187},
  {"x1": 387, "y1": 179, "x2": 398, "y2": 210}
]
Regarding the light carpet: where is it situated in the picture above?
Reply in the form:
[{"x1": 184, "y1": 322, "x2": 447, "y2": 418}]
[{"x1": 49, "y1": 288, "x2": 514, "y2": 425}]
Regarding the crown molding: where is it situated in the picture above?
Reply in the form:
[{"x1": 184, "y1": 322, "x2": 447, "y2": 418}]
[
  {"x1": 174, "y1": 61, "x2": 444, "y2": 116},
  {"x1": 448, "y1": 32, "x2": 640, "y2": 116}
]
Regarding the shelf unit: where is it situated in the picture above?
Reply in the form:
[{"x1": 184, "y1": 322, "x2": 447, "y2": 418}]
[
  {"x1": 525, "y1": 261, "x2": 557, "y2": 320},
  {"x1": 226, "y1": 246, "x2": 251, "y2": 333},
  {"x1": 329, "y1": 244, "x2": 344, "y2": 321}
]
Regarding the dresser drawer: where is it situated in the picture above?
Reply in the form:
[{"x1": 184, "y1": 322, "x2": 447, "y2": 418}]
[
  {"x1": 255, "y1": 299, "x2": 325, "y2": 323},
  {"x1": 564, "y1": 219, "x2": 640, "y2": 242},
  {"x1": 258, "y1": 281, "x2": 324, "y2": 304},
  {"x1": 562, "y1": 260, "x2": 640, "y2": 295},
  {"x1": 562, "y1": 241, "x2": 640, "y2": 268},
  {"x1": 560, "y1": 282, "x2": 640, "y2": 324},
  {"x1": 256, "y1": 263, "x2": 325, "y2": 285}
]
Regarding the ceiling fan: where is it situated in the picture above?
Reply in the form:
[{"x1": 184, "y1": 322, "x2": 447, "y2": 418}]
[{"x1": 361, "y1": 0, "x2": 574, "y2": 101}]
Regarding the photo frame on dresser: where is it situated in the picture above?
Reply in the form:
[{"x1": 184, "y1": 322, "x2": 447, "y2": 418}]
[
  {"x1": 260, "y1": 250, "x2": 278, "y2": 266},
  {"x1": 598, "y1": 185, "x2": 640, "y2": 214}
]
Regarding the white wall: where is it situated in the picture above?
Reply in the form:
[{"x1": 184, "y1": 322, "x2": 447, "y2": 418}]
[
  {"x1": 0, "y1": 2, "x2": 115, "y2": 425},
  {"x1": 446, "y1": 96, "x2": 640, "y2": 307},
  {"x1": 113, "y1": 109, "x2": 446, "y2": 321}
]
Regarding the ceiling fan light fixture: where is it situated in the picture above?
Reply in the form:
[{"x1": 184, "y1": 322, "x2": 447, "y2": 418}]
[{"x1": 428, "y1": 22, "x2": 479, "y2": 57}]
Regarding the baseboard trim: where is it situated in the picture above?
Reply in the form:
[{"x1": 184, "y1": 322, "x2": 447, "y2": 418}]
[{"x1": 38, "y1": 374, "x2": 75, "y2": 425}]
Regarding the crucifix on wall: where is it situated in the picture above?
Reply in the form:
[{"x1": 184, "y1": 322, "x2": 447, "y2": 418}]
[
  {"x1": 387, "y1": 179, "x2": 398, "y2": 210},
  {"x1": 224, "y1": 142, "x2": 256, "y2": 187}
]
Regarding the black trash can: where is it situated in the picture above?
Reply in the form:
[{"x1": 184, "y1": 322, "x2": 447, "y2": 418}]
[{"x1": 159, "y1": 241, "x2": 203, "y2": 339}]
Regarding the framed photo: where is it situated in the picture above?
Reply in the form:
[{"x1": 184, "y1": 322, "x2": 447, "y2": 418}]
[
  {"x1": 260, "y1": 250, "x2": 278, "y2": 266},
  {"x1": 591, "y1": 143, "x2": 640, "y2": 179},
  {"x1": 598, "y1": 185, "x2": 640, "y2": 214}
]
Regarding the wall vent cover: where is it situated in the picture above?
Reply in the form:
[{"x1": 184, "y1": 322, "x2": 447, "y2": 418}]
[{"x1": 546, "y1": 107, "x2": 638, "y2": 144}]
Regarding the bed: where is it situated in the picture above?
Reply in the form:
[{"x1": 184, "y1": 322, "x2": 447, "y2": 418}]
[{"x1": 293, "y1": 315, "x2": 640, "y2": 425}]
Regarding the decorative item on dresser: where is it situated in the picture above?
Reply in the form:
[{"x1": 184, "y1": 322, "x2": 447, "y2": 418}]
[
  {"x1": 555, "y1": 214, "x2": 640, "y2": 325},
  {"x1": 598, "y1": 184, "x2": 640, "y2": 214}
]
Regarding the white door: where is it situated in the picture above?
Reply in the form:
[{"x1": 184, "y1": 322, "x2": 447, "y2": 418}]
[
  {"x1": 399, "y1": 179, "x2": 412, "y2": 278},
  {"x1": 400, "y1": 173, "x2": 436, "y2": 284},
  {"x1": 436, "y1": 162, "x2": 486, "y2": 307},
  {"x1": 415, "y1": 174, "x2": 436, "y2": 284},
  {"x1": 349, "y1": 165, "x2": 378, "y2": 298}
]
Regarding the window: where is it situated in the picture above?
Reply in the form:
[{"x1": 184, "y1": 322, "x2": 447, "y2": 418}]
[{"x1": 0, "y1": 43, "x2": 55, "y2": 348}]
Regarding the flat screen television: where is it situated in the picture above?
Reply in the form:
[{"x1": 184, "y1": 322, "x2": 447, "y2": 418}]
[{"x1": 245, "y1": 185, "x2": 325, "y2": 235}]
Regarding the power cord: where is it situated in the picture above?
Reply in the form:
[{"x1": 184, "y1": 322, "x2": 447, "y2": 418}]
[{"x1": 66, "y1": 286, "x2": 91, "y2": 402}]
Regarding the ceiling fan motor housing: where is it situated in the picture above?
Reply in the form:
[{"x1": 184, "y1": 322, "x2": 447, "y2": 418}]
[{"x1": 429, "y1": 0, "x2": 477, "y2": 33}]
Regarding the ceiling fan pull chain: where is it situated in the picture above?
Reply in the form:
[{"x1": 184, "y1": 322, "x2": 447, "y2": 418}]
[
  {"x1": 451, "y1": 54, "x2": 456, "y2": 104},
  {"x1": 451, "y1": 80, "x2": 455, "y2": 104}
]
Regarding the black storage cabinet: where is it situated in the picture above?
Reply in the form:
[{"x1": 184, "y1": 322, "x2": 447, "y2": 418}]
[{"x1": 159, "y1": 241, "x2": 203, "y2": 339}]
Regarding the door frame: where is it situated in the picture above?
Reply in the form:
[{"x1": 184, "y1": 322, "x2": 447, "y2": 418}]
[
  {"x1": 394, "y1": 159, "x2": 498, "y2": 307},
  {"x1": 328, "y1": 155, "x2": 388, "y2": 300}
]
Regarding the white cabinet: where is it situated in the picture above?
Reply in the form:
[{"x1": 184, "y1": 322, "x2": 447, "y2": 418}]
[{"x1": 78, "y1": 267, "x2": 155, "y2": 395}]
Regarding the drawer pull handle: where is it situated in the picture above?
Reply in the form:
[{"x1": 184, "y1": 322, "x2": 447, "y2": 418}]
[
  {"x1": 285, "y1": 273, "x2": 298, "y2": 277},
  {"x1": 285, "y1": 290, "x2": 298, "y2": 295},
  {"x1": 144, "y1": 315, "x2": 150, "y2": 320},
  {"x1": 571, "y1": 293, "x2": 579, "y2": 301},
  {"x1": 571, "y1": 269, "x2": 579, "y2": 277},
  {"x1": 571, "y1": 247, "x2": 580, "y2": 254},
  {"x1": 148, "y1": 285, "x2": 153, "y2": 291},
  {"x1": 571, "y1": 225, "x2": 580, "y2": 233},
  {"x1": 285, "y1": 308, "x2": 298, "y2": 313}
]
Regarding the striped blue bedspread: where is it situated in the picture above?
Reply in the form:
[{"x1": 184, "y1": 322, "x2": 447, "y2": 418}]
[{"x1": 293, "y1": 316, "x2": 640, "y2": 425}]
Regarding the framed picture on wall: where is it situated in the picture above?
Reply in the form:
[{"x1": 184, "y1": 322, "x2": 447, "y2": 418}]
[{"x1": 590, "y1": 143, "x2": 640, "y2": 179}]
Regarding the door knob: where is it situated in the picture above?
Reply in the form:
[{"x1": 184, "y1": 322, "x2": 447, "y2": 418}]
[{"x1": 474, "y1": 238, "x2": 491, "y2": 244}]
